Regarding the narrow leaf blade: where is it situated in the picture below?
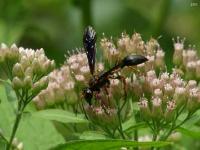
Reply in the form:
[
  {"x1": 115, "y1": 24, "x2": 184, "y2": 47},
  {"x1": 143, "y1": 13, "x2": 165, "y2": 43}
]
[{"x1": 32, "y1": 109, "x2": 88, "y2": 123}]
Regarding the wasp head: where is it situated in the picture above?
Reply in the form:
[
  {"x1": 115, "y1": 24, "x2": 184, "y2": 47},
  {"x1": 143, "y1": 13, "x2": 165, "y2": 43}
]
[{"x1": 82, "y1": 87, "x2": 93, "y2": 105}]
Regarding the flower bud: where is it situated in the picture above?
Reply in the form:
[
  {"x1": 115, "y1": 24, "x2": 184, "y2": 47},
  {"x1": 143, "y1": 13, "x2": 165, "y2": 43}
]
[
  {"x1": 24, "y1": 76, "x2": 33, "y2": 89},
  {"x1": 164, "y1": 83, "x2": 174, "y2": 98},
  {"x1": 146, "y1": 38, "x2": 159, "y2": 56},
  {"x1": 186, "y1": 80, "x2": 197, "y2": 91},
  {"x1": 138, "y1": 98, "x2": 151, "y2": 120},
  {"x1": 12, "y1": 63, "x2": 24, "y2": 78},
  {"x1": 155, "y1": 50, "x2": 165, "y2": 69},
  {"x1": 33, "y1": 96, "x2": 47, "y2": 110},
  {"x1": 172, "y1": 37, "x2": 184, "y2": 66},
  {"x1": 187, "y1": 88, "x2": 200, "y2": 112},
  {"x1": 32, "y1": 59, "x2": 42, "y2": 75},
  {"x1": 12, "y1": 77, "x2": 23, "y2": 90},
  {"x1": 25, "y1": 67, "x2": 33, "y2": 77},
  {"x1": 9, "y1": 44, "x2": 20, "y2": 62},
  {"x1": 165, "y1": 101, "x2": 176, "y2": 122},
  {"x1": 32, "y1": 76, "x2": 49, "y2": 95},
  {"x1": 154, "y1": 89, "x2": 163, "y2": 98},
  {"x1": 54, "y1": 87, "x2": 65, "y2": 103},
  {"x1": 186, "y1": 61, "x2": 196, "y2": 79},
  {"x1": 173, "y1": 87, "x2": 187, "y2": 107},
  {"x1": 151, "y1": 97, "x2": 163, "y2": 119}
]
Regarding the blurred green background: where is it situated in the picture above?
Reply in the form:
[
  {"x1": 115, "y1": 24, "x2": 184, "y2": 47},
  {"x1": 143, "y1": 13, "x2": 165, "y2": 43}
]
[{"x1": 0, "y1": 0, "x2": 200, "y2": 65}]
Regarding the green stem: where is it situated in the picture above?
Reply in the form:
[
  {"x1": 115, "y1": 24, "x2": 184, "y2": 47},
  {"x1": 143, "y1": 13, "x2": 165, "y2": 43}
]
[
  {"x1": 6, "y1": 111, "x2": 22, "y2": 150},
  {"x1": 117, "y1": 106, "x2": 125, "y2": 139},
  {"x1": 151, "y1": 130, "x2": 158, "y2": 150},
  {"x1": 116, "y1": 98, "x2": 125, "y2": 139},
  {"x1": 133, "y1": 130, "x2": 138, "y2": 150},
  {"x1": 0, "y1": 132, "x2": 9, "y2": 144},
  {"x1": 160, "y1": 113, "x2": 192, "y2": 141}
]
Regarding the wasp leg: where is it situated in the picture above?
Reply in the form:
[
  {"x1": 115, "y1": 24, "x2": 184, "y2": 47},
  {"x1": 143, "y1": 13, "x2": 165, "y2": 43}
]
[
  {"x1": 99, "y1": 81, "x2": 111, "y2": 107},
  {"x1": 128, "y1": 66, "x2": 141, "y2": 74}
]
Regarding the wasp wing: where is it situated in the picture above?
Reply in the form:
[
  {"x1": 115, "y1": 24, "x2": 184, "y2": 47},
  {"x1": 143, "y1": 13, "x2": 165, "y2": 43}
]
[{"x1": 83, "y1": 26, "x2": 96, "y2": 75}]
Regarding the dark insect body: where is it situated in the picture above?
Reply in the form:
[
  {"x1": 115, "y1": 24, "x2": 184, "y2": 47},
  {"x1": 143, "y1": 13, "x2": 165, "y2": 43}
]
[{"x1": 82, "y1": 26, "x2": 148, "y2": 105}]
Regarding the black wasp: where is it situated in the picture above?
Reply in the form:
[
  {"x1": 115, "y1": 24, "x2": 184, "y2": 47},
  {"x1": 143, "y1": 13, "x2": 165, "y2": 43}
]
[{"x1": 82, "y1": 26, "x2": 148, "y2": 105}]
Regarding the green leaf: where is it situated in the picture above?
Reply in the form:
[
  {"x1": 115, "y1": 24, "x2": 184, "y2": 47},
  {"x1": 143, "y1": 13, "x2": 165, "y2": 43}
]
[
  {"x1": 0, "y1": 84, "x2": 65, "y2": 150},
  {"x1": 17, "y1": 115, "x2": 65, "y2": 150},
  {"x1": 79, "y1": 131, "x2": 108, "y2": 140},
  {"x1": 52, "y1": 140, "x2": 171, "y2": 150},
  {"x1": 32, "y1": 109, "x2": 88, "y2": 123},
  {"x1": 0, "y1": 84, "x2": 15, "y2": 138},
  {"x1": 177, "y1": 127, "x2": 200, "y2": 139}
]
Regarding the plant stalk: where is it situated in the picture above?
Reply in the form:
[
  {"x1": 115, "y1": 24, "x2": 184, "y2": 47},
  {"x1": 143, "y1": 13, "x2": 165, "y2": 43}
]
[{"x1": 6, "y1": 111, "x2": 22, "y2": 150}]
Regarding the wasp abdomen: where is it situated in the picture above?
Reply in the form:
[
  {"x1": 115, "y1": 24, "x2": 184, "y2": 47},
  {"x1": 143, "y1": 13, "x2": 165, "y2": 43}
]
[{"x1": 121, "y1": 55, "x2": 148, "y2": 68}]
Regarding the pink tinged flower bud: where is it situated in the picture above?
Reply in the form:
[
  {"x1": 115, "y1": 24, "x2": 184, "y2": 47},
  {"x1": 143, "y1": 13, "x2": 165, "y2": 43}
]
[
  {"x1": 154, "y1": 89, "x2": 163, "y2": 98},
  {"x1": 33, "y1": 96, "x2": 47, "y2": 110},
  {"x1": 186, "y1": 80, "x2": 197, "y2": 90},
  {"x1": 80, "y1": 65, "x2": 90, "y2": 78},
  {"x1": 165, "y1": 100, "x2": 176, "y2": 122},
  {"x1": 151, "y1": 97, "x2": 163, "y2": 119},
  {"x1": 12, "y1": 63, "x2": 24, "y2": 78},
  {"x1": 75, "y1": 74, "x2": 85, "y2": 81},
  {"x1": 155, "y1": 50, "x2": 165, "y2": 69},
  {"x1": 138, "y1": 98, "x2": 151, "y2": 120},
  {"x1": 146, "y1": 70, "x2": 156, "y2": 82},
  {"x1": 12, "y1": 77, "x2": 24, "y2": 90},
  {"x1": 173, "y1": 87, "x2": 187, "y2": 107},
  {"x1": 187, "y1": 49, "x2": 197, "y2": 62},
  {"x1": 164, "y1": 83, "x2": 174, "y2": 97},
  {"x1": 97, "y1": 63, "x2": 104, "y2": 72},
  {"x1": 187, "y1": 88, "x2": 200, "y2": 112},
  {"x1": 80, "y1": 65, "x2": 90, "y2": 74},
  {"x1": 172, "y1": 37, "x2": 184, "y2": 66},
  {"x1": 86, "y1": 106, "x2": 119, "y2": 129},
  {"x1": 172, "y1": 78, "x2": 185, "y2": 87},
  {"x1": 70, "y1": 63, "x2": 79, "y2": 71},
  {"x1": 145, "y1": 38, "x2": 159, "y2": 56},
  {"x1": 117, "y1": 33, "x2": 130, "y2": 51},
  {"x1": 64, "y1": 81, "x2": 75, "y2": 91},
  {"x1": 186, "y1": 61, "x2": 196, "y2": 79},
  {"x1": 67, "y1": 55, "x2": 77, "y2": 64},
  {"x1": 145, "y1": 56, "x2": 155, "y2": 71},
  {"x1": 160, "y1": 72, "x2": 169, "y2": 83},
  {"x1": 150, "y1": 78, "x2": 162, "y2": 90},
  {"x1": 54, "y1": 87, "x2": 65, "y2": 103}
]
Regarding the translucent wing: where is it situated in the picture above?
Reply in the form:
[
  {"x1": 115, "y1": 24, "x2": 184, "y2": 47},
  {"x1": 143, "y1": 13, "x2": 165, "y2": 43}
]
[{"x1": 83, "y1": 26, "x2": 96, "y2": 75}]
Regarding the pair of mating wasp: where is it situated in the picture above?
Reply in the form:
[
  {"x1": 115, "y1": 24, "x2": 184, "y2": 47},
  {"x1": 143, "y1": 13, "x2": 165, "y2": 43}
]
[{"x1": 82, "y1": 26, "x2": 148, "y2": 105}]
